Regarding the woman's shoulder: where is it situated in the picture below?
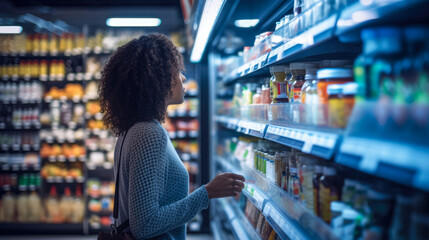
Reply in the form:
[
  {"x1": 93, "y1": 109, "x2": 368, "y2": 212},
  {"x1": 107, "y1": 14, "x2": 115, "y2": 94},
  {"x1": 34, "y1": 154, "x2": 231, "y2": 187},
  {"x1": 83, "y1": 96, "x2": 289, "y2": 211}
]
[{"x1": 127, "y1": 120, "x2": 167, "y2": 143}]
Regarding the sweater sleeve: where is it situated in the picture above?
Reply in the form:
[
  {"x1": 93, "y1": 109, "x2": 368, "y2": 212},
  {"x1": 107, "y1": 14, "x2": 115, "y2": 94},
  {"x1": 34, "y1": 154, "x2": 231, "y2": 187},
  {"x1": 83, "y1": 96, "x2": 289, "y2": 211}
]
[{"x1": 127, "y1": 128, "x2": 209, "y2": 239}]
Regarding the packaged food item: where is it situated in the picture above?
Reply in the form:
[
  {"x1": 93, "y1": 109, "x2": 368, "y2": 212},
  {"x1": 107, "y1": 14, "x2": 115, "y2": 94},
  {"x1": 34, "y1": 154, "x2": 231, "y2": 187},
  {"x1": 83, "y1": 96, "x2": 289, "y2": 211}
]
[
  {"x1": 288, "y1": 153, "x2": 301, "y2": 201},
  {"x1": 312, "y1": 162, "x2": 323, "y2": 216},
  {"x1": 17, "y1": 191, "x2": 28, "y2": 222},
  {"x1": 301, "y1": 63, "x2": 319, "y2": 103},
  {"x1": 299, "y1": 155, "x2": 317, "y2": 212},
  {"x1": 270, "y1": 66, "x2": 288, "y2": 103},
  {"x1": 319, "y1": 165, "x2": 340, "y2": 223},
  {"x1": 256, "y1": 212, "x2": 266, "y2": 233},
  {"x1": 27, "y1": 189, "x2": 42, "y2": 222},
  {"x1": 253, "y1": 87, "x2": 262, "y2": 104},
  {"x1": 261, "y1": 219, "x2": 274, "y2": 239},
  {"x1": 45, "y1": 186, "x2": 62, "y2": 223},
  {"x1": 71, "y1": 185, "x2": 85, "y2": 223},
  {"x1": 2, "y1": 190, "x2": 15, "y2": 222},
  {"x1": 341, "y1": 179, "x2": 358, "y2": 207},
  {"x1": 289, "y1": 63, "x2": 306, "y2": 102},
  {"x1": 327, "y1": 84, "x2": 344, "y2": 128},
  {"x1": 317, "y1": 68, "x2": 353, "y2": 104},
  {"x1": 59, "y1": 187, "x2": 73, "y2": 222}
]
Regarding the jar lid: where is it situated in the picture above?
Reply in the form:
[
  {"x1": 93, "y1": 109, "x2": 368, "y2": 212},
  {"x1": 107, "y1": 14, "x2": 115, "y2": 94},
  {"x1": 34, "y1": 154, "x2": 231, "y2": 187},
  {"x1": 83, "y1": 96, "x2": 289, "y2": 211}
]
[
  {"x1": 305, "y1": 62, "x2": 319, "y2": 70},
  {"x1": 327, "y1": 84, "x2": 343, "y2": 95},
  {"x1": 342, "y1": 208, "x2": 360, "y2": 219},
  {"x1": 323, "y1": 166, "x2": 337, "y2": 175},
  {"x1": 331, "y1": 201, "x2": 347, "y2": 212},
  {"x1": 270, "y1": 65, "x2": 286, "y2": 73},
  {"x1": 342, "y1": 82, "x2": 358, "y2": 95},
  {"x1": 317, "y1": 68, "x2": 353, "y2": 79},
  {"x1": 290, "y1": 62, "x2": 306, "y2": 70}
]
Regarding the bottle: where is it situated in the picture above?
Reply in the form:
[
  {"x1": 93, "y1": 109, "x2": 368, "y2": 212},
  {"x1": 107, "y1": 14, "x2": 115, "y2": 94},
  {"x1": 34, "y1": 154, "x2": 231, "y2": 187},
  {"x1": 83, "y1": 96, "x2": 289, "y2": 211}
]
[
  {"x1": 45, "y1": 186, "x2": 61, "y2": 223},
  {"x1": 49, "y1": 34, "x2": 59, "y2": 56},
  {"x1": 59, "y1": 187, "x2": 73, "y2": 222},
  {"x1": 319, "y1": 165, "x2": 340, "y2": 223},
  {"x1": 313, "y1": 163, "x2": 323, "y2": 217},
  {"x1": 70, "y1": 185, "x2": 85, "y2": 223},
  {"x1": 27, "y1": 188, "x2": 42, "y2": 222},
  {"x1": 300, "y1": 156, "x2": 317, "y2": 212},
  {"x1": 269, "y1": 66, "x2": 288, "y2": 103},
  {"x1": 289, "y1": 63, "x2": 306, "y2": 102},
  {"x1": 317, "y1": 68, "x2": 353, "y2": 105},
  {"x1": 40, "y1": 34, "x2": 48, "y2": 56},
  {"x1": 17, "y1": 191, "x2": 28, "y2": 222},
  {"x1": 253, "y1": 87, "x2": 262, "y2": 104},
  {"x1": 302, "y1": 63, "x2": 319, "y2": 103},
  {"x1": 261, "y1": 79, "x2": 271, "y2": 104},
  {"x1": 288, "y1": 154, "x2": 301, "y2": 201},
  {"x1": 2, "y1": 190, "x2": 16, "y2": 222}
]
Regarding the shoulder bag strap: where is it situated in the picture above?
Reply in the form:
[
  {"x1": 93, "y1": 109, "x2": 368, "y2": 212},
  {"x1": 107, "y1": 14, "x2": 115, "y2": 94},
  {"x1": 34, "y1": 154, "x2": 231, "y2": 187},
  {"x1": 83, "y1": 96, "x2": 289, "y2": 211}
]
[{"x1": 111, "y1": 130, "x2": 129, "y2": 234}]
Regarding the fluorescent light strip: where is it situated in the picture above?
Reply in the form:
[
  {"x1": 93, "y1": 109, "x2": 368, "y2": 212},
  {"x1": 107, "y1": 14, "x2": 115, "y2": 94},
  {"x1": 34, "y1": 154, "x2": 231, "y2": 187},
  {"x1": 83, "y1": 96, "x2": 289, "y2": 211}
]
[
  {"x1": 234, "y1": 19, "x2": 259, "y2": 28},
  {"x1": 190, "y1": 0, "x2": 226, "y2": 63},
  {"x1": 106, "y1": 18, "x2": 161, "y2": 27},
  {"x1": 0, "y1": 26, "x2": 23, "y2": 34}
]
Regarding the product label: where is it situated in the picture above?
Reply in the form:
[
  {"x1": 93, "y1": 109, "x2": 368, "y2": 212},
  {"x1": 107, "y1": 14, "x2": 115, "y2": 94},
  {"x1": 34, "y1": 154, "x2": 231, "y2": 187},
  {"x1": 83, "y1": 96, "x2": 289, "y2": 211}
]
[
  {"x1": 293, "y1": 87, "x2": 302, "y2": 102},
  {"x1": 277, "y1": 82, "x2": 288, "y2": 98}
]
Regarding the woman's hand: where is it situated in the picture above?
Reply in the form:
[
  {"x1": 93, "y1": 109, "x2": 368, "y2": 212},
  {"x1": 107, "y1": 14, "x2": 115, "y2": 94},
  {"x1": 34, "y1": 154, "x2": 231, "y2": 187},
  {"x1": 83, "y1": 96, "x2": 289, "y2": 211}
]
[{"x1": 205, "y1": 172, "x2": 246, "y2": 199}]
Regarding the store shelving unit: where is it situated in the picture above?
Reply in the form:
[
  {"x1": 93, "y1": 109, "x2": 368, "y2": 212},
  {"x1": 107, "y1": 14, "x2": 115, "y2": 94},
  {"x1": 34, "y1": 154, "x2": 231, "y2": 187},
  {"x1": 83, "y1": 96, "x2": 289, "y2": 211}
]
[
  {"x1": 217, "y1": 156, "x2": 337, "y2": 240},
  {"x1": 203, "y1": 0, "x2": 429, "y2": 239}
]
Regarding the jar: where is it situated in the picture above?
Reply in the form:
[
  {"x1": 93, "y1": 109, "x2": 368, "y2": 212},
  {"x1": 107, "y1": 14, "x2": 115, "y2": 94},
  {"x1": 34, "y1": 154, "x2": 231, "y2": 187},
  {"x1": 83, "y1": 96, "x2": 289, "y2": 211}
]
[
  {"x1": 299, "y1": 155, "x2": 317, "y2": 211},
  {"x1": 269, "y1": 66, "x2": 288, "y2": 103},
  {"x1": 301, "y1": 63, "x2": 319, "y2": 103},
  {"x1": 327, "y1": 84, "x2": 344, "y2": 128},
  {"x1": 317, "y1": 68, "x2": 353, "y2": 104},
  {"x1": 319, "y1": 165, "x2": 340, "y2": 223},
  {"x1": 342, "y1": 82, "x2": 358, "y2": 125},
  {"x1": 289, "y1": 62, "x2": 306, "y2": 102}
]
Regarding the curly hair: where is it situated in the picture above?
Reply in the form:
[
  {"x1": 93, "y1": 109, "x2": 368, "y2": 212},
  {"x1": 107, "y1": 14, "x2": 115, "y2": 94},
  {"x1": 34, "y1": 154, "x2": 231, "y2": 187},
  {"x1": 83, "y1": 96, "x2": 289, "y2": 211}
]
[{"x1": 98, "y1": 33, "x2": 184, "y2": 136}]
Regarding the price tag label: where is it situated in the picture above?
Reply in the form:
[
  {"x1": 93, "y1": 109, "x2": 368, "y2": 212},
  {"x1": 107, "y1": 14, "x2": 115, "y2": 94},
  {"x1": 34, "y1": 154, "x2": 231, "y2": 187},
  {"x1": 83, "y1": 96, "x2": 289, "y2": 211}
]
[
  {"x1": 253, "y1": 190, "x2": 265, "y2": 210},
  {"x1": 279, "y1": 128, "x2": 285, "y2": 137},
  {"x1": 274, "y1": 127, "x2": 281, "y2": 135}
]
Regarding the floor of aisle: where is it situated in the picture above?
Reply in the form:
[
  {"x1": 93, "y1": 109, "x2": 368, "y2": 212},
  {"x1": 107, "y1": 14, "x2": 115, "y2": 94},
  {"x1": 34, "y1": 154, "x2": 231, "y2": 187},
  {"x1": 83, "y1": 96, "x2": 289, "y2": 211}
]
[{"x1": 0, "y1": 234, "x2": 213, "y2": 240}]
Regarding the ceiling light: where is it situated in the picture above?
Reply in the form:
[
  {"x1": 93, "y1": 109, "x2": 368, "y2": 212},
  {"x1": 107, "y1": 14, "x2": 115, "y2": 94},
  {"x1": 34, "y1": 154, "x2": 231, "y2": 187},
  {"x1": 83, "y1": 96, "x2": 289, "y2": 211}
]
[
  {"x1": 0, "y1": 26, "x2": 23, "y2": 34},
  {"x1": 190, "y1": 0, "x2": 226, "y2": 63},
  {"x1": 234, "y1": 19, "x2": 259, "y2": 28},
  {"x1": 106, "y1": 18, "x2": 161, "y2": 27}
]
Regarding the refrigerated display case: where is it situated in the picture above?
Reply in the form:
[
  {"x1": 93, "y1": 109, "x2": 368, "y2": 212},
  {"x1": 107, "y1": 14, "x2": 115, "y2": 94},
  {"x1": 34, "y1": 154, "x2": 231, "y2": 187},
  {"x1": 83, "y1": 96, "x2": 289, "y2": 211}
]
[{"x1": 200, "y1": 0, "x2": 429, "y2": 239}]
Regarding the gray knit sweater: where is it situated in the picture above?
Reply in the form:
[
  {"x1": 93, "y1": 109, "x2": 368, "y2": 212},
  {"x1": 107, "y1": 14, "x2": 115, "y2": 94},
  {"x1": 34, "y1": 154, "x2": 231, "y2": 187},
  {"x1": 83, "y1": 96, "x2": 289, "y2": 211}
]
[{"x1": 113, "y1": 120, "x2": 209, "y2": 240}]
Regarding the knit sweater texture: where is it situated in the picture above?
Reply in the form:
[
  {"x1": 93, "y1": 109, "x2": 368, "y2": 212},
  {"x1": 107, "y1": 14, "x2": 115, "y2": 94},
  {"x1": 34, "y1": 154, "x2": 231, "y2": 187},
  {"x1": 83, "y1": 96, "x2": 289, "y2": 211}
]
[{"x1": 114, "y1": 120, "x2": 209, "y2": 240}]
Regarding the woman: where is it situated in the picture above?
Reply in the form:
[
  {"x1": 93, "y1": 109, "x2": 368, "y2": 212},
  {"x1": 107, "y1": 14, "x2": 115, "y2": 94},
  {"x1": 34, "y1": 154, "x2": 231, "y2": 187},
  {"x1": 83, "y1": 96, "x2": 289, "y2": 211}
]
[{"x1": 99, "y1": 33, "x2": 245, "y2": 240}]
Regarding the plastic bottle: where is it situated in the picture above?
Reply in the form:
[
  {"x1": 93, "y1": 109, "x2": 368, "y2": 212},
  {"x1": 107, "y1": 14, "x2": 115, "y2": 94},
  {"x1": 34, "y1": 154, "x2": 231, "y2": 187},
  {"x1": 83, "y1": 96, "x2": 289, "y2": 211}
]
[
  {"x1": 27, "y1": 188, "x2": 42, "y2": 222},
  {"x1": 2, "y1": 190, "x2": 15, "y2": 222},
  {"x1": 71, "y1": 185, "x2": 85, "y2": 223},
  {"x1": 17, "y1": 191, "x2": 28, "y2": 222},
  {"x1": 319, "y1": 165, "x2": 340, "y2": 223},
  {"x1": 45, "y1": 186, "x2": 61, "y2": 223},
  {"x1": 60, "y1": 187, "x2": 73, "y2": 222},
  {"x1": 289, "y1": 63, "x2": 306, "y2": 102},
  {"x1": 302, "y1": 63, "x2": 319, "y2": 104},
  {"x1": 253, "y1": 88, "x2": 262, "y2": 104}
]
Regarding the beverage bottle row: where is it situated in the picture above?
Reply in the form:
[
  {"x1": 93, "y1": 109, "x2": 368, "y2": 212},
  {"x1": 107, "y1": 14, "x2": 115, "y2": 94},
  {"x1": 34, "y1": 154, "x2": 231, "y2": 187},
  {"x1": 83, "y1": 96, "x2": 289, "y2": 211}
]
[
  {"x1": 0, "y1": 58, "x2": 83, "y2": 81},
  {"x1": 0, "y1": 81, "x2": 42, "y2": 103},
  {"x1": 0, "y1": 132, "x2": 40, "y2": 149},
  {"x1": 0, "y1": 33, "x2": 85, "y2": 56},
  {"x1": 0, "y1": 106, "x2": 40, "y2": 127}
]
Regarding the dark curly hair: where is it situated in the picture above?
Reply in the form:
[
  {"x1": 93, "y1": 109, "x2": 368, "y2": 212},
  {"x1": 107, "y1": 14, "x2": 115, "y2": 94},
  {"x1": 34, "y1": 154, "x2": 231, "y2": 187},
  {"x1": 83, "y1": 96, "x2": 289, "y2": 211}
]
[{"x1": 98, "y1": 33, "x2": 184, "y2": 136}]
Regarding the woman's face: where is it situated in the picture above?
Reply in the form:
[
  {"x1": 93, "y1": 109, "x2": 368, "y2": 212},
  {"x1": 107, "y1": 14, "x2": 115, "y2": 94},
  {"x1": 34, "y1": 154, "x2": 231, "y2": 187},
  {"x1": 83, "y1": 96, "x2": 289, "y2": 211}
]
[{"x1": 167, "y1": 72, "x2": 186, "y2": 105}]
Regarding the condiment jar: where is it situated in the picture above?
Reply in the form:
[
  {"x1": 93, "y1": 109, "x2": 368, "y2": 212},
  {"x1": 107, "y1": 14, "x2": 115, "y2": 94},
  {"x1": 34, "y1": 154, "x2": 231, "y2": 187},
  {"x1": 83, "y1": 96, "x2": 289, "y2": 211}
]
[
  {"x1": 327, "y1": 84, "x2": 344, "y2": 128},
  {"x1": 317, "y1": 68, "x2": 353, "y2": 104}
]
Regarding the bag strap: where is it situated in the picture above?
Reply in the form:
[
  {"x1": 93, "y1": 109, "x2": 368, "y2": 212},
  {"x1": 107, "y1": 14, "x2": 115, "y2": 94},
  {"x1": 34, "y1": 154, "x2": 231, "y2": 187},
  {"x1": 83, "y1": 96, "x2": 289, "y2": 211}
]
[{"x1": 111, "y1": 130, "x2": 129, "y2": 235}]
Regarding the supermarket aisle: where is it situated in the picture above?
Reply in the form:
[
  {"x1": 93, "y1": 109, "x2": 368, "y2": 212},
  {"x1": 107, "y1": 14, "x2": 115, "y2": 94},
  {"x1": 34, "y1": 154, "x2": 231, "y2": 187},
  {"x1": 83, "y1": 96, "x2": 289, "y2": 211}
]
[{"x1": 0, "y1": 234, "x2": 213, "y2": 240}]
